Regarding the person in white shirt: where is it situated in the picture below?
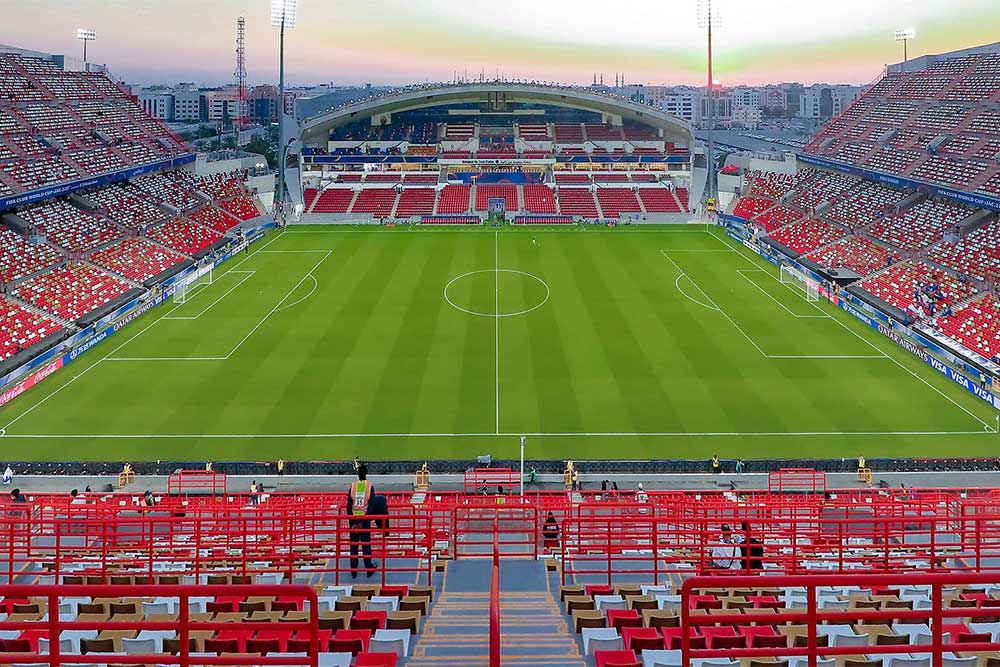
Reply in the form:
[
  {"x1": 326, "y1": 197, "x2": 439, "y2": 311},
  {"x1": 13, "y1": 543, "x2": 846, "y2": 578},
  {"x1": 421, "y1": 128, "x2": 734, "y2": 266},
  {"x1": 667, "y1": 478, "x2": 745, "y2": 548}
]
[
  {"x1": 635, "y1": 482, "x2": 649, "y2": 504},
  {"x1": 711, "y1": 525, "x2": 739, "y2": 570},
  {"x1": 1, "y1": 466, "x2": 11, "y2": 485}
]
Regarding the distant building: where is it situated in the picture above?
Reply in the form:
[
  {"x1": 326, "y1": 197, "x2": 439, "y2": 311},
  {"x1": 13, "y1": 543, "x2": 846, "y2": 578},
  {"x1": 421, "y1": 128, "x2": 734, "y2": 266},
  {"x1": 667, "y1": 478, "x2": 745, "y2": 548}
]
[
  {"x1": 137, "y1": 92, "x2": 172, "y2": 120},
  {"x1": 798, "y1": 84, "x2": 863, "y2": 119}
]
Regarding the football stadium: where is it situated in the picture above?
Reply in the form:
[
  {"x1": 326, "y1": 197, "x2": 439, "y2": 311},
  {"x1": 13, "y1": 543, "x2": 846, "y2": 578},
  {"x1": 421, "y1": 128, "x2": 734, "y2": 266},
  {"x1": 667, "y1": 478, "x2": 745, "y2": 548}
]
[{"x1": 3, "y1": 1, "x2": 1000, "y2": 665}]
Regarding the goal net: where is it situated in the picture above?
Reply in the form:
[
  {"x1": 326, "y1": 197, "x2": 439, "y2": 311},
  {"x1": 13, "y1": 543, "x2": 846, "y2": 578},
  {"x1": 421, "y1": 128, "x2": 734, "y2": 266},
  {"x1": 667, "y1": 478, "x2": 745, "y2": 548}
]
[
  {"x1": 780, "y1": 264, "x2": 819, "y2": 302},
  {"x1": 173, "y1": 265, "x2": 213, "y2": 304}
]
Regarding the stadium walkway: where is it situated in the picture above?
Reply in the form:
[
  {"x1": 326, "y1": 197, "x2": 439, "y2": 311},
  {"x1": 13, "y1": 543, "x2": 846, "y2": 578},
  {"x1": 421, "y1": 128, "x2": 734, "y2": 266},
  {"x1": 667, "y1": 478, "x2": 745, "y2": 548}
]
[{"x1": 408, "y1": 559, "x2": 584, "y2": 667}]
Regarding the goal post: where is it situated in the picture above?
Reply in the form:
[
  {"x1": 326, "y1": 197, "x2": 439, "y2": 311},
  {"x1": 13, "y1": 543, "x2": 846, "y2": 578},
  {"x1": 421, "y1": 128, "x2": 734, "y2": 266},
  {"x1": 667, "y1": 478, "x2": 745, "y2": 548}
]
[
  {"x1": 173, "y1": 279, "x2": 187, "y2": 304},
  {"x1": 173, "y1": 263, "x2": 213, "y2": 304},
  {"x1": 197, "y1": 265, "x2": 213, "y2": 287},
  {"x1": 780, "y1": 264, "x2": 819, "y2": 302}
]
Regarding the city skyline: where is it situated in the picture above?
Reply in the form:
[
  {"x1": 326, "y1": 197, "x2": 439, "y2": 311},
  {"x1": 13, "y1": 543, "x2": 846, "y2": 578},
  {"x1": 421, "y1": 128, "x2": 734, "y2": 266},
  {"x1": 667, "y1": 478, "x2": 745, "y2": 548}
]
[{"x1": 0, "y1": 0, "x2": 998, "y2": 87}]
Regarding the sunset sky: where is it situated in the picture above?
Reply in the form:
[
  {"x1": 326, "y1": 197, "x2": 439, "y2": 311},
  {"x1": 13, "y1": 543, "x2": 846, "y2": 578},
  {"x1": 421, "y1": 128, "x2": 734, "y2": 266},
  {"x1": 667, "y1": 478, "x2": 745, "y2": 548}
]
[{"x1": 1, "y1": 0, "x2": 999, "y2": 87}]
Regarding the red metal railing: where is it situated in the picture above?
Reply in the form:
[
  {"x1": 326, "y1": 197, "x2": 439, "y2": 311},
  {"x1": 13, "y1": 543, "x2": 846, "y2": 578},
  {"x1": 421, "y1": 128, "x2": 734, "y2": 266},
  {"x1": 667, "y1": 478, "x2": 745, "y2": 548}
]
[
  {"x1": 0, "y1": 509, "x2": 434, "y2": 587},
  {"x1": 464, "y1": 468, "x2": 519, "y2": 495},
  {"x1": 452, "y1": 501, "x2": 538, "y2": 558},
  {"x1": 0, "y1": 583, "x2": 318, "y2": 666},
  {"x1": 681, "y1": 572, "x2": 1000, "y2": 666},
  {"x1": 489, "y1": 518, "x2": 501, "y2": 667},
  {"x1": 768, "y1": 467, "x2": 826, "y2": 494},
  {"x1": 166, "y1": 470, "x2": 227, "y2": 496}
]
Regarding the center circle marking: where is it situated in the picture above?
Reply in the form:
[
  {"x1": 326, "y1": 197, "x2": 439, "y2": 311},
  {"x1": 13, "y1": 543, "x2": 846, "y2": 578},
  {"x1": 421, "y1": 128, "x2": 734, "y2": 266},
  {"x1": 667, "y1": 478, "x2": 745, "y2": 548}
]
[{"x1": 444, "y1": 269, "x2": 550, "y2": 318}]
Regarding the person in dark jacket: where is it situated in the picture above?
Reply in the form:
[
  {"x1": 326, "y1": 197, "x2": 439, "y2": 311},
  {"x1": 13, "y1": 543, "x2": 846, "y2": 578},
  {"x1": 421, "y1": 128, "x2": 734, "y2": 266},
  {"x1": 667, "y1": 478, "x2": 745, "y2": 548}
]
[
  {"x1": 542, "y1": 512, "x2": 560, "y2": 550},
  {"x1": 346, "y1": 465, "x2": 376, "y2": 578},
  {"x1": 739, "y1": 521, "x2": 764, "y2": 571}
]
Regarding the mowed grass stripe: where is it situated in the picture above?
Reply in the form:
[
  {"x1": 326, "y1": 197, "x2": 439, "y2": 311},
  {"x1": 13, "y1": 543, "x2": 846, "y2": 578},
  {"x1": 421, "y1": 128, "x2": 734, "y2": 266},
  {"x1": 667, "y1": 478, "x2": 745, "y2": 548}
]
[{"x1": 0, "y1": 226, "x2": 995, "y2": 461}]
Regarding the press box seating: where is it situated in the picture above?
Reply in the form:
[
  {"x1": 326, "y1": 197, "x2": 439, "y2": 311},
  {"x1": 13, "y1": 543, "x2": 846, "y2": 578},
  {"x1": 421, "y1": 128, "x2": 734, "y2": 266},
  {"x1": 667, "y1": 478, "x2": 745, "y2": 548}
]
[
  {"x1": 313, "y1": 189, "x2": 355, "y2": 213},
  {"x1": 350, "y1": 188, "x2": 398, "y2": 217},
  {"x1": 595, "y1": 188, "x2": 642, "y2": 218},
  {"x1": 556, "y1": 188, "x2": 599, "y2": 217},
  {"x1": 148, "y1": 219, "x2": 223, "y2": 256},
  {"x1": 0, "y1": 297, "x2": 61, "y2": 360},
  {"x1": 394, "y1": 189, "x2": 436, "y2": 217},
  {"x1": 90, "y1": 238, "x2": 186, "y2": 283},
  {"x1": 522, "y1": 185, "x2": 557, "y2": 214},
  {"x1": 436, "y1": 185, "x2": 471, "y2": 214},
  {"x1": 857, "y1": 261, "x2": 975, "y2": 314},
  {"x1": 937, "y1": 295, "x2": 1000, "y2": 361},
  {"x1": 188, "y1": 206, "x2": 241, "y2": 234},
  {"x1": 805, "y1": 236, "x2": 898, "y2": 277},
  {"x1": 13, "y1": 263, "x2": 131, "y2": 322},
  {"x1": 769, "y1": 218, "x2": 846, "y2": 255}
]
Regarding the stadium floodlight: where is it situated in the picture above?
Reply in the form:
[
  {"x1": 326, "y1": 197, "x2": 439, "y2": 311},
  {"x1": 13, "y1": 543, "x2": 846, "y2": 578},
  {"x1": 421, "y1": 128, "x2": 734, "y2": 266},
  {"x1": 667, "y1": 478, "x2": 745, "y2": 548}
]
[
  {"x1": 697, "y1": 0, "x2": 722, "y2": 206},
  {"x1": 271, "y1": 0, "x2": 298, "y2": 224},
  {"x1": 270, "y1": 0, "x2": 297, "y2": 28},
  {"x1": 895, "y1": 27, "x2": 916, "y2": 65},
  {"x1": 76, "y1": 28, "x2": 96, "y2": 62}
]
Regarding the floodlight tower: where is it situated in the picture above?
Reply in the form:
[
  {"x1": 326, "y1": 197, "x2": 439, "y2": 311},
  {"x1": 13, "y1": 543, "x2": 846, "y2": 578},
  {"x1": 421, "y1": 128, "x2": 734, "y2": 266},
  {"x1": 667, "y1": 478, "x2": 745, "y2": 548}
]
[
  {"x1": 234, "y1": 16, "x2": 249, "y2": 148},
  {"x1": 77, "y1": 29, "x2": 96, "y2": 63},
  {"x1": 895, "y1": 27, "x2": 915, "y2": 71},
  {"x1": 271, "y1": 0, "x2": 297, "y2": 221},
  {"x1": 698, "y1": 0, "x2": 721, "y2": 206}
]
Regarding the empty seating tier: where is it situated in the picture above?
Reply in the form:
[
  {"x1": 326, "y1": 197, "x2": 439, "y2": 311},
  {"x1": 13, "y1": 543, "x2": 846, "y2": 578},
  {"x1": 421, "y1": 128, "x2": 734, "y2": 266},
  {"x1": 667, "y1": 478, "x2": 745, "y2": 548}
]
[
  {"x1": 769, "y1": 218, "x2": 847, "y2": 255},
  {"x1": 805, "y1": 236, "x2": 898, "y2": 277},
  {"x1": 312, "y1": 189, "x2": 355, "y2": 214},
  {"x1": 638, "y1": 188, "x2": 683, "y2": 213},
  {"x1": 435, "y1": 185, "x2": 471, "y2": 214},
  {"x1": 147, "y1": 219, "x2": 223, "y2": 256},
  {"x1": 188, "y1": 206, "x2": 241, "y2": 235},
  {"x1": 90, "y1": 238, "x2": 186, "y2": 283},
  {"x1": 13, "y1": 263, "x2": 131, "y2": 322},
  {"x1": 394, "y1": 189, "x2": 436, "y2": 217},
  {"x1": 521, "y1": 185, "x2": 557, "y2": 214},
  {"x1": 0, "y1": 297, "x2": 62, "y2": 360},
  {"x1": 595, "y1": 188, "x2": 642, "y2": 218},
  {"x1": 556, "y1": 189, "x2": 599, "y2": 218}
]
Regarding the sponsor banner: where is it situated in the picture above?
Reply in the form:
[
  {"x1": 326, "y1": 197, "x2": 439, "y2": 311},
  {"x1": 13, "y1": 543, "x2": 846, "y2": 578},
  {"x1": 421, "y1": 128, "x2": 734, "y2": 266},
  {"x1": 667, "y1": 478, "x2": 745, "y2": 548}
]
[
  {"x1": 0, "y1": 357, "x2": 64, "y2": 408},
  {"x1": 0, "y1": 154, "x2": 196, "y2": 211},
  {"x1": 797, "y1": 153, "x2": 1000, "y2": 213},
  {"x1": 838, "y1": 298, "x2": 998, "y2": 411}
]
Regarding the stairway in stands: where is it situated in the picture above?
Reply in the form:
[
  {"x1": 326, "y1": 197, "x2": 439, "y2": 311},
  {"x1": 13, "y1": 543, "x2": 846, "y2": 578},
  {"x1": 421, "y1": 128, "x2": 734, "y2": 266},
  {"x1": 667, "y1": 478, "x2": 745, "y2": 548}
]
[{"x1": 407, "y1": 560, "x2": 584, "y2": 667}]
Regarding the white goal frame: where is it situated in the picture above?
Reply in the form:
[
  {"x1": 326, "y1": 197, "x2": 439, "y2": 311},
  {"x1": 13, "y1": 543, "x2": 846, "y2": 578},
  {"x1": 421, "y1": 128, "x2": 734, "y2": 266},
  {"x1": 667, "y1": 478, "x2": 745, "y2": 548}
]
[
  {"x1": 173, "y1": 265, "x2": 213, "y2": 304},
  {"x1": 780, "y1": 264, "x2": 820, "y2": 302}
]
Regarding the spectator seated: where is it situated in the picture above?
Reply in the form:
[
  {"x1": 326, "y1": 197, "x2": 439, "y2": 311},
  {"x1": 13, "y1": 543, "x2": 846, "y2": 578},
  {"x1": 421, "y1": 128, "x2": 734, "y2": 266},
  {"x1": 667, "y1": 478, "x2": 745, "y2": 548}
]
[
  {"x1": 937, "y1": 295, "x2": 1000, "y2": 361},
  {"x1": 857, "y1": 261, "x2": 975, "y2": 317}
]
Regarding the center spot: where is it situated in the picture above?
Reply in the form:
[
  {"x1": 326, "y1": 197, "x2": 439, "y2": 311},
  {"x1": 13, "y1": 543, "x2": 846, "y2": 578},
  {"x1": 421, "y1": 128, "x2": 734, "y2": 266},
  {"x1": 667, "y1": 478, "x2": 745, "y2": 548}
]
[{"x1": 444, "y1": 269, "x2": 550, "y2": 318}]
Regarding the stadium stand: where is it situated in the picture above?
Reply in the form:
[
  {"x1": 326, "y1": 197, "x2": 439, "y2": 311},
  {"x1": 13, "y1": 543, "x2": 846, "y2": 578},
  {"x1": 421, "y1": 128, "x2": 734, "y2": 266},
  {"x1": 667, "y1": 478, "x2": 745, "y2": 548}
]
[
  {"x1": 556, "y1": 188, "x2": 599, "y2": 217},
  {"x1": 16, "y1": 199, "x2": 120, "y2": 253},
  {"x1": 0, "y1": 297, "x2": 62, "y2": 360},
  {"x1": 187, "y1": 206, "x2": 242, "y2": 235},
  {"x1": 522, "y1": 185, "x2": 558, "y2": 214},
  {"x1": 475, "y1": 184, "x2": 518, "y2": 212},
  {"x1": 936, "y1": 294, "x2": 1000, "y2": 361},
  {"x1": 857, "y1": 261, "x2": 976, "y2": 316},
  {"x1": 769, "y1": 218, "x2": 847, "y2": 255},
  {"x1": 218, "y1": 195, "x2": 261, "y2": 221},
  {"x1": 928, "y1": 218, "x2": 1000, "y2": 283},
  {"x1": 312, "y1": 188, "x2": 355, "y2": 214},
  {"x1": 394, "y1": 188, "x2": 436, "y2": 217},
  {"x1": 595, "y1": 188, "x2": 642, "y2": 218},
  {"x1": 147, "y1": 219, "x2": 223, "y2": 256},
  {"x1": 90, "y1": 237, "x2": 186, "y2": 283},
  {"x1": 804, "y1": 235, "x2": 899, "y2": 277},
  {"x1": 350, "y1": 188, "x2": 398, "y2": 216},
  {"x1": 12, "y1": 263, "x2": 131, "y2": 322},
  {"x1": 436, "y1": 185, "x2": 471, "y2": 214},
  {"x1": 637, "y1": 188, "x2": 683, "y2": 213},
  {"x1": 867, "y1": 198, "x2": 969, "y2": 251}
]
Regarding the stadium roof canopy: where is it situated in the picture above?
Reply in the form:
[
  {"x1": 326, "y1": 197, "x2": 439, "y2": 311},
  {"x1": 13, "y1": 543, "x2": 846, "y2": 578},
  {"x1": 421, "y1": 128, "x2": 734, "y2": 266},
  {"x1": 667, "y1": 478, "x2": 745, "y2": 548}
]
[{"x1": 300, "y1": 82, "x2": 693, "y2": 145}]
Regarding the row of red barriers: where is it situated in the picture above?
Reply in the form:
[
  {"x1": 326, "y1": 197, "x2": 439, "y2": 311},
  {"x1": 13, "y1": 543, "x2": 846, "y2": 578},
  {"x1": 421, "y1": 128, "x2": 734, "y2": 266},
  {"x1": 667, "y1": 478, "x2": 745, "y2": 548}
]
[{"x1": 680, "y1": 572, "x2": 1000, "y2": 666}]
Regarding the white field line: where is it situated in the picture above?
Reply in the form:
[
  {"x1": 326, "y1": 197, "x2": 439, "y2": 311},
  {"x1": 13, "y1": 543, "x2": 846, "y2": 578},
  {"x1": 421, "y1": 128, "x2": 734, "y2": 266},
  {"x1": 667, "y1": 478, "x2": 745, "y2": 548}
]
[
  {"x1": 709, "y1": 227, "x2": 995, "y2": 431},
  {"x1": 0, "y1": 230, "x2": 290, "y2": 431},
  {"x1": 735, "y1": 269, "x2": 828, "y2": 319},
  {"x1": 1, "y1": 430, "x2": 990, "y2": 439},
  {"x1": 274, "y1": 274, "x2": 318, "y2": 312},
  {"x1": 162, "y1": 271, "x2": 256, "y2": 321},
  {"x1": 659, "y1": 251, "x2": 722, "y2": 313},
  {"x1": 494, "y1": 231, "x2": 500, "y2": 435},
  {"x1": 661, "y1": 249, "x2": 886, "y2": 361}
]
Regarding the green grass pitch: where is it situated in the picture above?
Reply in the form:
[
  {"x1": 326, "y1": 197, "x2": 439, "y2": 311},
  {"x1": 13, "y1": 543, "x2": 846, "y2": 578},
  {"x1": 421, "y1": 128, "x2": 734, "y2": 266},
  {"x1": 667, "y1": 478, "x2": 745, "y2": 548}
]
[{"x1": 0, "y1": 224, "x2": 996, "y2": 461}]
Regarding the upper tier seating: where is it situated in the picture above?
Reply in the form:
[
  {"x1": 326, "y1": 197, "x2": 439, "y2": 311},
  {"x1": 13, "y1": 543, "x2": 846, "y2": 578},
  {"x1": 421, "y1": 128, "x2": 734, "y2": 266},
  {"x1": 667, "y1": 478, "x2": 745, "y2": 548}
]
[
  {"x1": 0, "y1": 297, "x2": 61, "y2": 360},
  {"x1": 90, "y1": 238, "x2": 186, "y2": 283},
  {"x1": 595, "y1": 188, "x2": 641, "y2": 218},
  {"x1": 522, "y1": 185, "x2": 557, "y2": 214},
  {"x1": 825, "y1": 182, "x2": 905, "y2": 228},
  {"x1": 13, "y1": 263, "x2": 131, "y2": 322},
  {"x1": 475, "y1": 185, "x2": 517, "y2": 212},
  {"x1": 17, "y1": 199, "x2": 120, "y2": 253},
  {"x1": 554, "y1": 124, "x2": 585, "y2": 143},
  {"x1": 746, "y1": 170, "x2": 809, "y2": 200},
  {"x1": 188, "y1": 206, "x2": 241, "y2": 235},
  {"x1": 867, "y1": 199, "x2": 969, "y2": 251},
  {"x1": 128, "y1": 174, "x2": 200, "y2": 211},
  {"x1": 394, "y1": 189, "x2": 436, "y2": 217},
  {"x1": 791, "y1": 170, "x2": 859, "y2": 212},
  {"x1": 732, "y1": 197, "x2": 774, "y2": 220},
  {"x1": 443, "y1": 124, "x2": 475, "y2": 141},
  {"x1": 769, "y1": 218, "x2": 846, "y2": 255},
  {"x1": 555, "y1": 173, "x2": 591, "y2": 185},
  {"x1": 805, "y1": 236, "x2": 898, "y2": 277},
  {"x1": 518, "y1": 124, "x2": 550, "y2": 141},
  {"x1": 313, "y1": 189, "x2": 355, "y2": 214},
  {"x1": 402, "y1": 173, "x2": 438, "y2": 184},
  {"x1": 350, "y1": 189, "x2": 398, "y2": 217},
  {"x1": 556, "y1": 189, "x2": 599, "y2": 217},
  {"x1": 937, "y1": 294, "x2": 1000, "y2": 361},
  {"x1": 753, "y1": 205, "x2": 802, "y2": 232},
  {"x1": 436, "y1": 185, "x2": 471, "y2": 214},
  {"x1": 148, "y1": 219, "x2": 223, "y2": 256},
  {"x1": 857, "y1": 261, "x2": 975, "y2": 316},
  {"x1": 637, "y1": 188, "x2": 682, "y2": 213}
]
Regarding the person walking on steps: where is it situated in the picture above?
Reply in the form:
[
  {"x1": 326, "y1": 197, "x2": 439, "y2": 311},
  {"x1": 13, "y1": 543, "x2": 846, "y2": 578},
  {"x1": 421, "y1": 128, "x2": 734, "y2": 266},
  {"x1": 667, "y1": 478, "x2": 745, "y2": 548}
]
[{"x1": 346, "y1": 464, "x2": 377, "y2": 578}]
